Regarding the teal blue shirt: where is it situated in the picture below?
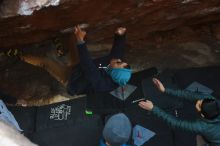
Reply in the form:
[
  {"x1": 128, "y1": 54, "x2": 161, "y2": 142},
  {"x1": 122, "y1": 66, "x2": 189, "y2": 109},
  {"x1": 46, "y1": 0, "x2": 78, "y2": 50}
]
[
  {"x1": 151, "y1": 88, "x2": 220, "y2": 146},
  {"x1": 165, "y1": 88, "x2": 215, "y2": 101}
]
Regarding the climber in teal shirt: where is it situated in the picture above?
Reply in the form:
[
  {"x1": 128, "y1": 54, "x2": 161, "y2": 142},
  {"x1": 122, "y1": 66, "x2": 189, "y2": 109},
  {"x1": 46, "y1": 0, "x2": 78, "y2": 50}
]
[{"x1": 139, "y1": 78, "x2": 220, "y2": 146}]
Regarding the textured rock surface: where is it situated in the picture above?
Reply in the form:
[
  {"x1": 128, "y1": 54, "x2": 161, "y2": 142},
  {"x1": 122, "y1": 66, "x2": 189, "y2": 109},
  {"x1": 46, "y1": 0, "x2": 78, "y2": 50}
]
[
  {"x1": 1, "y1": 0, "x2": 220, "y2": 48},
  {"x1": 0, "y1": 0, "x2": 220, "y2": 104}
]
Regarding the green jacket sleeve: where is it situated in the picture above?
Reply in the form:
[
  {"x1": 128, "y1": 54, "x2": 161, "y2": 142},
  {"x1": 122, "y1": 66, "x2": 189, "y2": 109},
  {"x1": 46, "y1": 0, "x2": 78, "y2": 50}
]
[
  {"x1": 152, "y1": 106, "x2": 205, "y2": 133},
  {"x1": 165, "y1": 88, "x2": 215, "y2": 102}
]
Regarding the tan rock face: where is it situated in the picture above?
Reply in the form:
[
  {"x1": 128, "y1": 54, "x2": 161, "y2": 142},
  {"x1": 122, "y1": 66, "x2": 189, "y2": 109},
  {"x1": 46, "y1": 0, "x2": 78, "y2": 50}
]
[
  {"x1": 1, "y1": 0, "x2": 220, "y2": 103},
  {"x1": 0, "y1": 0, "x2": 220, "y2": 48}
]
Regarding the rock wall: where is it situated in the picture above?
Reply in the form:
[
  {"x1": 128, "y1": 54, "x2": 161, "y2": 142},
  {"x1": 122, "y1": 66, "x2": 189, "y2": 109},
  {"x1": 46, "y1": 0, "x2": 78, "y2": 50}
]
[
  {"x1": 1, "y1": 0, "x2": 220, "y2": 103},
  {"x1": 0, "y1": 0, "x2": 220, "y2": 48}
]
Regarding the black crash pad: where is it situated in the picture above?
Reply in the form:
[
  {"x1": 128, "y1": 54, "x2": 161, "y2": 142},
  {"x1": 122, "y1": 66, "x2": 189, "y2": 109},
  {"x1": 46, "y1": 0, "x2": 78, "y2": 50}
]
[
  {"x1": 8, "y1": 106, "x2": 37, "y2": 138},
  {"x1": 8, "y1": 66, "x2": 219, "y2": 146},
  {"x1": 32, "y1": 98, "x2": 103, "y2": 146},
  {"x1": 9, "y1": 98, "x2": 103, "y2": 146}
]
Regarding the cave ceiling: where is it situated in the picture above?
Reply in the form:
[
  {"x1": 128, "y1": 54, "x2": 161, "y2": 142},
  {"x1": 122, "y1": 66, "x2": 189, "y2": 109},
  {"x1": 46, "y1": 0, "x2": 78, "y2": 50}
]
[{"x1": 0, "y1": 0, "x2": 220, "y2": 49}]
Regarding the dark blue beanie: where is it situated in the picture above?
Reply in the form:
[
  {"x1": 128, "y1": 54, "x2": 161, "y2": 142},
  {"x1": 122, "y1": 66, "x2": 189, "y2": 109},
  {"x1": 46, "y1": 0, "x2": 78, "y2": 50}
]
[
  {"x1": 103, "y1": 113, "x2": 132, "y2": 146},
  {"x1": 201, "y1": 99, "x2": 220, "y2": 119},
  {"x1": 106, "y1": 68, "x2": 132, "y2": 86}
]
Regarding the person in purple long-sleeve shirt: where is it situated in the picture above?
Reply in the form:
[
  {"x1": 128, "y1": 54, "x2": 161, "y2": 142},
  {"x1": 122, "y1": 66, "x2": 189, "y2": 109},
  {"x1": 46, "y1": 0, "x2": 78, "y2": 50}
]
[{"x1": 67, "y1": 26, "x2": 132, "y2": 95}]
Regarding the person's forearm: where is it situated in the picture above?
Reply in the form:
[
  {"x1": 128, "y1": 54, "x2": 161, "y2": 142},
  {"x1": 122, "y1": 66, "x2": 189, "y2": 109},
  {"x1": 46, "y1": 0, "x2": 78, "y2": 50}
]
[
  {"x1": 151, "y1": 106, "x2": 203, "y2": 133},
  {"x1": 77, "y1": 43, "x2": 105, "y2": 88},
  {"x1": 165, "y1": 88, "x2": 214, "y2": 101},
  {"x1": 109, "y1": 34, "x2": 126, "y2": 59},
  {"x1": 77, "y1": 43, "x2": 99, "y2": 76}
]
